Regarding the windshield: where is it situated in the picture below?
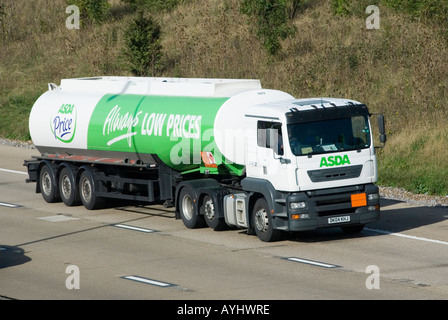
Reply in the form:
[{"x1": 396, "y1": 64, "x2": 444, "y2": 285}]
[{"x1": 287, "y1": 115, "x2": 371, "y2": 156}]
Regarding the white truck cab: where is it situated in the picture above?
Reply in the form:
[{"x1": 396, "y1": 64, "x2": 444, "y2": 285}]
[{"x1": 221, "y1": 94, "x2": 385, "y2": 241}]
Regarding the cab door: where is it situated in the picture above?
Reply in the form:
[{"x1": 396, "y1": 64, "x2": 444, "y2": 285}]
[{"x1": 246, "y1": 120, "x2": 296, "y2": 191}]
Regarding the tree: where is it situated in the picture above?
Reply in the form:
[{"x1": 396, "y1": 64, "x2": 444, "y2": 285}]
[{"x1": 123, "y1": 12, "x2": 163, "y2": 76}]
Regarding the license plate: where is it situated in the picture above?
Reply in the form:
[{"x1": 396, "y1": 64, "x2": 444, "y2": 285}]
[{"x1": 328, "y1": 216, "x2": 350, "y2": 224}]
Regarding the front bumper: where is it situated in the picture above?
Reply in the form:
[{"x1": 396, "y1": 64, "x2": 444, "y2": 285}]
[{"x1": 274, "y1": 184, "x2": 380, "y2": 232}]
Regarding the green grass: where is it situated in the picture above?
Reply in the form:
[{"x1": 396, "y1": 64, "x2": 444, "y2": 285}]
[
  {"x1": 1, "y1": 0, "x2": 448, "y2": 195},
  {"x1": 379, "y1": 161, "x2": 448, "y2": 196},
  {"x1": 0, "y1": 91, "x2": 42, "y2": 140},
  {"x1": 377, "y1": 124, "x2": 448, "y2": 195}
]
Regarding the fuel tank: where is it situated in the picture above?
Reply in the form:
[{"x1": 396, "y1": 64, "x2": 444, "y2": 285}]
[{"x1": 29, "y1": 77, "x2": 293, "y2": 173}]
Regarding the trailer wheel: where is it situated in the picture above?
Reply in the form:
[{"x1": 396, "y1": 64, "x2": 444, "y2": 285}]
[
  {"x1": 79, "y1": 170, "x2": 104, "y2": 210},
  {"x1": 179, "y1": 187, "x2": 205, "y2": 229},
  {"x1": 200, "y1": 195, "x2": 226, "y2": 231},
  {"x1": 59, "y1": 167, "x2": 81, "y2": 206},
  {"x1": 252, "y1": 198, "x2": 282, "y2": 242},
  {"x1": 39, "y1": 164, "x2": 59, "y2": 203}
]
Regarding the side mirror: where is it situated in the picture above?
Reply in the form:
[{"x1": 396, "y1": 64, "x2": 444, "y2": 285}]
[
  {"x1": 377, "y1": 114, "x2": 385, "y2": 134},
  {"x1": 375, "y1": 114, "x2": 386, "y2": 147}
]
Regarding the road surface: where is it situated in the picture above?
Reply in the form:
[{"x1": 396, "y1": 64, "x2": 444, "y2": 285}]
[{"x1": 1, "y1": 144, "x2": 447, "y2": 303}]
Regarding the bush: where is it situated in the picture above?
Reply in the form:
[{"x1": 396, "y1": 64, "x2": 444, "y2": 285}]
[
  {"x1": 331, "y1": 0, "x2": 352, "y2": 16},
  {"x1": 0, "y1": 3, "x2": 5, "y2": 39},
  {"x1": 241, "y1": 0, "x2": 296, "y2": 55},
  {"x1": 122, "y1": 12, "x2": 163, "y2": 76},
  {"x1": 66, "y1": 0, "x2": 110, "y2": 25}
]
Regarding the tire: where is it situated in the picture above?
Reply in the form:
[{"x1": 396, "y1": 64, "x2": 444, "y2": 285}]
[
  {"x1": 200, "y1": 195, "x2": 226, "y2": 231},
  {"x1": 179, "y1": 187, "x2": 205, "y2": 229},
  {"x1": 252, "y1": 198, "x2": 282, "y2": 242},
  {"x1": 79, "y1": 169, "x2": 105, "y2": 210},
  {"x1": 39, "y1": 164, "x2": 59, "y2": 203},
  {"x1": 59, "y1": 167, "x2": 81, "y2": 206}
]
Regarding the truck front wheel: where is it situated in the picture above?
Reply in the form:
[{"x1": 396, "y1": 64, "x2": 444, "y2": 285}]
[
  {"x1": 252, "y1": 198, "x2": 282, "y2": 242},
  {"x1": 179, "y1": 187, "x2": 205, "y2": 229}
]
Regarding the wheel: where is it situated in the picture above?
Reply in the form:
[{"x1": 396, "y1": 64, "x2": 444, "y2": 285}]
[
  {"x1": 252, "y1": 198, "x2": 282, "y2": 242},
  {"x1": 179, "y1": 187, "x2": 205, "y2": 229},
  {"x1": 39, "y1": 164, "x2": 59, "y2": 203},
  {"x1": 341, "y1": 224, "x2": 365, "y2": 234},
  {"x1": 200, "y1": 195, "x2": 226, "y2": 231},
  {"x1": 79, "y1": 169, "x2": 105, "y2": 210},
  {"x1": 59, "y1": 167, "x2": 81, "y2": 206}
]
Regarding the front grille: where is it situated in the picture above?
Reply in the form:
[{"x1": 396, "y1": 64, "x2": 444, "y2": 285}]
[
  {"x1": 315, "y1": 197, "x2": 350, "y2": 207},
  {"x1": 306, "y1": 185, "x2": 365, "y2": 217},
  {"x1": 317, "y1": 207, "x2": 357, "y2": 217},
  {"x1": 307, "y1": 165, "x2": 363, "y2": 182}
]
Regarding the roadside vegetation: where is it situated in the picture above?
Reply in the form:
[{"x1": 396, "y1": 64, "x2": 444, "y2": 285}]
[{"x1": 0, "y1": 0, "x2": 447, "y2": 195}]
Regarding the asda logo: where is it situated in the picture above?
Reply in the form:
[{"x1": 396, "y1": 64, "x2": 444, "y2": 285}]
[
  {"x1": 50, "y1": 103, "x2": 77, "y2": 143},
  {"x1": 320, "y1": 155, "x2": 350, "y2": 168}
]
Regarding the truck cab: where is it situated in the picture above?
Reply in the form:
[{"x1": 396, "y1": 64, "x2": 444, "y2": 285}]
[{"x1": 235, "y1": 97, "x2": 385, "y2": 241}]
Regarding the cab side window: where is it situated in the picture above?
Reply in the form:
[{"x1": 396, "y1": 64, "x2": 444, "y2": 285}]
[{"x1": 257, "y1": 121, "x2": 284, "y2": 156}]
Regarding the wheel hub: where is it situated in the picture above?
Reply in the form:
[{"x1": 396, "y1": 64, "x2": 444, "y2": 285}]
[
  {"x1": 181, "y1": 195, "x2": 194, "y2": 220},
  {"x1": 61, "y1": 175, "x2": 71, "y2": 199},
  {"x1": 204, "y1": 198, "x2": 215, "y2": 221},
  {"x1": 81, "y1": 178, "x2": 92, "y2": 203},
  {"x1": 254, "y1": 209, "x2": 269, "y2": 233}
]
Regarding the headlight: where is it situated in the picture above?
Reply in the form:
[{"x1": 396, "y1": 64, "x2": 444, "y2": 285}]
[
  {"x1": 290, "y1": 201, "x2": 306, "y2": 209},
  {"x1": 368, "y1": 193, "x2": 380, "y2": 201}
]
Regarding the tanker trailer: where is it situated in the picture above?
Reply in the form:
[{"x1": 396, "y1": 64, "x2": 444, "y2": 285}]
[{"x1": 24, "y1": 77, "x2": 386, "y2": 242}]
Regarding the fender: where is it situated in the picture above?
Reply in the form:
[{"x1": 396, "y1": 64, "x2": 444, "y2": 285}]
[{"x1": 241, "y1": 177, "x2": 288, "y2": 218}]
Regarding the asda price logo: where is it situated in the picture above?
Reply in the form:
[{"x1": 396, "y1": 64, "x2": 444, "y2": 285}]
[
  {"x1": 320, "y1": 155, "x2": 350, "y2": 168},
  {"x1": 50, "y1": 103, "x2": 77, "y2": 143}
]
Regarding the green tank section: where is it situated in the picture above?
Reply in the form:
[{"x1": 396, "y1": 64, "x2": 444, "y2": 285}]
[{"x1": 87, "y1": 93, "x2": 242, "y2": 174}]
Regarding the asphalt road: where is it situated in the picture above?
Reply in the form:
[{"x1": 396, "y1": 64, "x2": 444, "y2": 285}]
[{"x1": 1, "y1": 144, "x2": 447, "y2": 302}]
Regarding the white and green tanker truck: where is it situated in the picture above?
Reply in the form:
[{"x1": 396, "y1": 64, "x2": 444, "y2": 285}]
[{"x1": 24, "y1": 77, "x2": 386, "y2": 241}]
